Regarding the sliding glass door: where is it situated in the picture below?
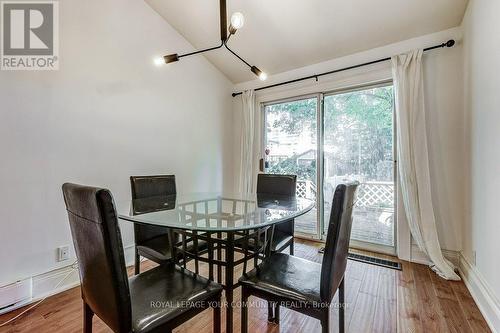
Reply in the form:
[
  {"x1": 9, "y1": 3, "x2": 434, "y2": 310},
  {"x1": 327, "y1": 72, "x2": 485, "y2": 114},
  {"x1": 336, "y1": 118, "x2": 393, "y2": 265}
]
[
  {"x1": 262, "y1": 83, "x2": 396, "y2": 253},
  {"x1": 263, "y1": 96, "x2": 319, "y2": 236},
  {"x1": 323, "y1": 84, "x2": 395, "y2": 252}
]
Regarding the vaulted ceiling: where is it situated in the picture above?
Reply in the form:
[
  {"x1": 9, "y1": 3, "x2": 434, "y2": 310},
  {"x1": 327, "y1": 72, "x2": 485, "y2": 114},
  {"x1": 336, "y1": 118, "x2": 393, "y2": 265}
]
[{"x1": 146, "y1": 0, "x2": 468, "y2": 83}]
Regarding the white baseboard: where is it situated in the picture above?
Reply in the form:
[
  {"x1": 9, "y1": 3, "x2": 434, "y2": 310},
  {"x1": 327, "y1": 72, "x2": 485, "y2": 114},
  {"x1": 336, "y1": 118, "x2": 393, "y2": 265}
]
[
  {"x1": 458, "y1": 253, "x2": 500, "y2": 333},
  {"x1": 32, "y1": 265, "x2": 80, "y2": 301},
  {"x1": 0, "y1": 265, "x2": 80, "y2": 316},
  {"x1": 0, "y1": 244, "x2": 136, "y2": 315}
]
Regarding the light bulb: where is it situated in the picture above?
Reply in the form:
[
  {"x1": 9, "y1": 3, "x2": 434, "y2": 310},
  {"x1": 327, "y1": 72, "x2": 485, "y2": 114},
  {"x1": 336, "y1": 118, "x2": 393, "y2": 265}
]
[
  {"x1": 230, "y1": 12, "x2": 245, "y2": 30},
  {"x1": 153, "y1": 57, "x2": 164, "y2": 66},
  {"x1": 251, "y1": 66, "x2": 268, "y2": 81}
]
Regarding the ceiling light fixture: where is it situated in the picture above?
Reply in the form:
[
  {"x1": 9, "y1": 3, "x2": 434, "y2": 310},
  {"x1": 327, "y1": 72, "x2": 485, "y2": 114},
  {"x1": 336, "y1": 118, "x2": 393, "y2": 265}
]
[
  {"x1": 158, "y1": 0, "x2": 267, "y2": 80},
  {"x1": 251, "y1": 66, "x2": 267, "y2": 81}
]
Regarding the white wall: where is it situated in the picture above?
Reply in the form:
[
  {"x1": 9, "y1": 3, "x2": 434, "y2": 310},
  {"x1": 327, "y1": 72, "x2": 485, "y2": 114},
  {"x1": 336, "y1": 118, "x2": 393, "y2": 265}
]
[
  {"x1": 233, "y1": 28, "x2": 465, "y2": 256},
  {"x1": 0, "y1": 0, "x2": 234, "y2": 286},
  {"x1": 462, "y1": 0, "x2": 500, "y2": 328}
]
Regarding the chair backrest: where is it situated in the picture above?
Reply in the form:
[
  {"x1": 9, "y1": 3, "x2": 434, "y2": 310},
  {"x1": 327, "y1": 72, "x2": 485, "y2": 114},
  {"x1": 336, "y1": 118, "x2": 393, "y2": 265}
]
[
  {"x1": 62, "y1": 183, "x2": 131, "y2": 332},
  {"x1": 130, "y1": 175, "x2": 176, "y2": 199},
  {"x1": 256, "y1": 174, "x2": 297, "y2": 196},
  {"x1": 257, "y1": 174, "x2": 297, "y2": 234},
  {"x1": 130, "y1": 175, "x2": 176, "y2": 244},
  {"x1": 320, "y1": 181, "x2": 359, "y2": 303}
]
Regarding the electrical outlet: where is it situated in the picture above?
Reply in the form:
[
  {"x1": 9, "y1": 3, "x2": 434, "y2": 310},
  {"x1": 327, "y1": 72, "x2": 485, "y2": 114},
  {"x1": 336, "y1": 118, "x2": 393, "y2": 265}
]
[{"x1": 57, "y1": 245, "x2": 70, "y2": 262}]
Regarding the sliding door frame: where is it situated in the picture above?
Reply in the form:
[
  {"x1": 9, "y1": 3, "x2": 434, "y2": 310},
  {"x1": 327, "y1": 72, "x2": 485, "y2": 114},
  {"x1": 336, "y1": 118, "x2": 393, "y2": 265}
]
[
  {"x1": 321, "y1": 80, "x2": 396, "y2": 255},
  {"x1": 261, "y1": 93, "x2": 323, "y2": 240},
  {"x1": 259, "y1": 79, "x2": 398, "y2": 255}
]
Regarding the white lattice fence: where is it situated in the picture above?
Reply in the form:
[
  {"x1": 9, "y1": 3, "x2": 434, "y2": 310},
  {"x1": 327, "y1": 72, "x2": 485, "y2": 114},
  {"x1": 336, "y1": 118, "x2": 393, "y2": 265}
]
[
  {"x1": 296, "y1": 180, "x2": 316, "y2": 199},
  {"x1": 355, "y1": 181, "x2": 394, "y2": 209}
]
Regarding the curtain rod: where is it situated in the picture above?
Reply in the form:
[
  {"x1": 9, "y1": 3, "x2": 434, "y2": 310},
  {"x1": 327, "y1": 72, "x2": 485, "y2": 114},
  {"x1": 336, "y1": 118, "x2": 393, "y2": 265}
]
[{"x1": 231, "y1": 39, "x2": 455, "y2": 97}]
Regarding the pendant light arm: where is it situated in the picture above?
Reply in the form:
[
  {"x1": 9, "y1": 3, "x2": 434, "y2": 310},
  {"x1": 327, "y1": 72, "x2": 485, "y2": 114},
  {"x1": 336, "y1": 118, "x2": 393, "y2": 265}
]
[
  {"x1": 178, "y1": 41, "x2": 224, "y2": 59},
  {"x1": 224, "y1": 41, "x2": 252, "y2": 68}
]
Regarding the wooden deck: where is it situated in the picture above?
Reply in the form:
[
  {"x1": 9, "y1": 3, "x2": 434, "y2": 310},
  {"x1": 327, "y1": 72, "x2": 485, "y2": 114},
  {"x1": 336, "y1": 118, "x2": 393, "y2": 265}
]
[{"x1": 0, "y1": 239, "x2": 490, "y2": 333}]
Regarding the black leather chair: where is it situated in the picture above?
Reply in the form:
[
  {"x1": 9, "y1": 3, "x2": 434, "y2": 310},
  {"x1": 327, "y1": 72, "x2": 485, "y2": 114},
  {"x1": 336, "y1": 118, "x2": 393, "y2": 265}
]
[
  {"x1": 239, "y1": 182, "x2": 359, "y2": 333},
  {"x1": 256, "y1": 173, "x2": 297, "y2": 254},
  {"x1": 130, "y1": 175, "x2": 207, "y2": 274},
  {"x1": 131, "y1": 175, "x2": 176, "y2": 274},
  {"x1": 62, "y1": 183, "x2": 222, "y2": 333}
]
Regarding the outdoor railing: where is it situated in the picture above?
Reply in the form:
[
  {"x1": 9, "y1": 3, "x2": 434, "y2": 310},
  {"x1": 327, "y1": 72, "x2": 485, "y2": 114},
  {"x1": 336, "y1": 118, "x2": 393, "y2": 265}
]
[
  {"x1": 296, "y1": 180, "x2": 316, "y2": 199},
  {"x1": 355, "y1": 181, "x2": 394, "y2": 209},
  {"x1": 296, "y1": 179, "x2": 393, "y2": 211}
]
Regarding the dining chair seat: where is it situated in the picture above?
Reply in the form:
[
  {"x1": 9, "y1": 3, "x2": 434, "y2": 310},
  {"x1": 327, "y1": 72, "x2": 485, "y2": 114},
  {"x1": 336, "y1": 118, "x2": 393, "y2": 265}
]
[
  {"x1": 62, "y1": 183, "x2": 222, "y2": 333},
  {"x1": 239, "y1": 182, "x2": 359, "y2": 333},
  {"x1": 137, "y1": 235, "x2": 208, "y2": 262},
  {"x1": 234, "y1": 174, "x2": 297, "y2": 258},
  {"x1": 131, "y1": 175, "x2": 208, "y2": 274},
  {"x1": 239, "y1": 253, "x2": 322, "y2": 304},
  {"x1": 255, "y1": 174, "x2": 298, "y2": 255},
  {"x1": 130, "y1": 263, "x2": 222, "y2": 332}
]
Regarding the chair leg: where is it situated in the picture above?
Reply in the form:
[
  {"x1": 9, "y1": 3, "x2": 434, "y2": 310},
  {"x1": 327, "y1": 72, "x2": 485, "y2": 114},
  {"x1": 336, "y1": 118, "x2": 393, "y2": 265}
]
[
  {"x1": 134, "y1": 249, "x2": 140, "y2": 275},
  {"x1": 267, "y1": 301, "x2": 275, "y2": 322},
  {"x1": 339, "y1": 278, "x2": 345, "y2": 333},
  {"x1": 213, "y1": 300, "x2": 221, "y2": 333},
  {"x1": 241, "y1": 288, "x2": 249, "y2": 333},
  {"x1": 83, "y1": 302, "x2": 93, "y2": 333},
  {"x1": 273, "y1": 303, "x2": 280, "y2": 324},
  {"x1": 321, "y1": 316, "x2": 330, "y2": 333}
]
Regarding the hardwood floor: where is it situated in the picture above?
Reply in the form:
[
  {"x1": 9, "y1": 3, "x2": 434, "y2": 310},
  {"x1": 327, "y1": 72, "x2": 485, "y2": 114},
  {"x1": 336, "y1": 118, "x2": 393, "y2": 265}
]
[{"x1": 0, "y1": 239, "x2": 490, "y2": 333}]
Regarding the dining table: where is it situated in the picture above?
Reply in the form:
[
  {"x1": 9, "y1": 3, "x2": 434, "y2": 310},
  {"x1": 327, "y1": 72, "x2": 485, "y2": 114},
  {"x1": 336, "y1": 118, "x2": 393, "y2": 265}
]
[{"x1": 117, "y1": 192, "x2": 314, "y2": 333}]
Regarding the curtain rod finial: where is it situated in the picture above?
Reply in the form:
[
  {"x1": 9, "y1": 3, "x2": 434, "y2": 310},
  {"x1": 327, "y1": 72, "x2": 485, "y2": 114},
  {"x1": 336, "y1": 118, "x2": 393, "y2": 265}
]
[{"x1": 446, "y1": 39, "x2": 455, "y2": 48}]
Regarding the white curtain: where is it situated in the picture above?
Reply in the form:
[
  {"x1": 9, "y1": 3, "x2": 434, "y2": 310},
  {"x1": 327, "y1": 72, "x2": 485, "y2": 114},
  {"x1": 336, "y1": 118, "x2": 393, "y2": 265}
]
[
  {"x1": 238, "y1": 90, "x2": 257, "y2": 195},
  {"x1": 392, "y1": 50, "x2": 460, "y2": 280}
]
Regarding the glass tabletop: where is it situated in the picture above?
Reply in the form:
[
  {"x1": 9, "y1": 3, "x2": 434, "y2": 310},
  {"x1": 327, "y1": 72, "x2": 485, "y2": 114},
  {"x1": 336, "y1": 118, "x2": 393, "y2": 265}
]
[{"x1": 117, "y1": 192, "x2": 315, "y2": 232}]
